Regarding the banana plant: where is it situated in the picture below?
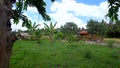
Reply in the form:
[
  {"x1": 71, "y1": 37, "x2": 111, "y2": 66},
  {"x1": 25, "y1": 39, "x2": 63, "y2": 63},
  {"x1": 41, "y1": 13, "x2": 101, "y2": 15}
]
[
  {"x1": 28, "y1": 22, "x2": 40, "y2": 40},
  {"x1": 44, "y1": 22, "x2": 57, "y2": 44}
]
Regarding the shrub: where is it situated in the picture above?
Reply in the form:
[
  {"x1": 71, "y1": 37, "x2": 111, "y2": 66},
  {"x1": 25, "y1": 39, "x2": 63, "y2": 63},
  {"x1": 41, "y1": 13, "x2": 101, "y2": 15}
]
[
  {"x1": 55, "y1": 32, "x2": 65, "y2": 40},
  {"x1": 66, "y1": 34, "x2": 77, "y2": 43},
  {"x1": 110, "y1": 51, "x2": 119, "y2": 59},
  {"x1": 83, "y1": 49, "x2": 92, "y2": 60}
]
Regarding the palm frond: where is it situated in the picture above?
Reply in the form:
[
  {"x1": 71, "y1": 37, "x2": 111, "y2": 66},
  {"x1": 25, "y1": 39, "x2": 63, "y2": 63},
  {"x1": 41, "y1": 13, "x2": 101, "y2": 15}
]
[
  {"x1": 53, "y1": 22, "x2": 57, "y2": 28},
  {"x1": 44, "y1": 23, "x2": 50, "y2": 29}
]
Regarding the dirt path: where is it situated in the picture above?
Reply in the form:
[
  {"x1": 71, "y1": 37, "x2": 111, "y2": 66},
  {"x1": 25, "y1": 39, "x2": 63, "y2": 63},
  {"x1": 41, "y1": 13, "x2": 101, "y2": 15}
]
[{"x1": 85, "y1": 41, "x2": 120, "y2": 47}]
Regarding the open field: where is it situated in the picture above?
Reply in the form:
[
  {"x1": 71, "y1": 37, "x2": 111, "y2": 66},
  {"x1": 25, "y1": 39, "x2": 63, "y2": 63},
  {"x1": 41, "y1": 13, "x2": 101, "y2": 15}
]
[
  {"x1": 104, "y1": 38, "x2": 120, "y2": 43},
  {"x1": 10, "y1": 40, "x2": 120, "y2": 68}
]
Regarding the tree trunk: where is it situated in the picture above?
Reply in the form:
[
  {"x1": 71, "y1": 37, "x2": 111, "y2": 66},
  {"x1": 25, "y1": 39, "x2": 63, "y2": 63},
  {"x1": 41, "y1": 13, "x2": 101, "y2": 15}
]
[
  {"x1": 0, "y1": 1, "x2": 17, "y2": 68},
  {"x1": 0, "y1": 3, "x2": 8, "y2": 68}
]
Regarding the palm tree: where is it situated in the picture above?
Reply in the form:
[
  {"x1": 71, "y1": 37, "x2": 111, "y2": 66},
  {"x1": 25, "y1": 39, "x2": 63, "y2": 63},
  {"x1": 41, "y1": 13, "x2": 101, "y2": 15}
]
[
  {"x1": 44, "y1": 22, "x2": 57, "y2": 44},
  {"x1": 0, "y1": 0, "x2": 55, "y2": 68}
]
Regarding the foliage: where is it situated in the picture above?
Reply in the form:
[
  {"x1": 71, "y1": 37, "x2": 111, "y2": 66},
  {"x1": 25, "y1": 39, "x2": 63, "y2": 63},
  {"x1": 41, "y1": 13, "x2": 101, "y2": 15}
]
[
  {"x1": 110, "y1": 50, "x2": 120, "y2": 59},
  {"x1": 107, "y1": 20, "x2": 120, "y2": 38},
  {"x1": 44, "y1": 22, "x2": 57, "y2": 44},
  {"x1": 66, "y1": 34, "x2": 77, "y2": 43},
  {"x1": 34, "y1": 29, "x2": 42, "y2": 44},
  {"x1": 106, "y1": 40, "x2": 115, "y2": 48},
  {"x1": 83, "y1": 49, "x2": 92, "y2": 60},
  {"x1": 27, "y1": 22, "x2": 41, "y2": 40},
  {"x1": 86, "y1": 19, "x2": 108, "y2": 37},
  {"x1": 60, "y1": 22, "x2": 79, "y2": 42},
  {"x1": 28, "y1": 22, "x2": 40, "y2": 32},
  {"x1": 10, "y1": 40, "x2": 120, "y2": 68},
  {"x1": 54, "y1": 32, "x2": 65, "y2": 40},
  {"x1": 13, "y1": 0, "x2": 55, "y2": 28},
  {"x1": 61, "y1": 22, "x2": 79, "y2": 35},
  {"x1": 107, "y1": 0, "x2": 120, "y2": 21}
]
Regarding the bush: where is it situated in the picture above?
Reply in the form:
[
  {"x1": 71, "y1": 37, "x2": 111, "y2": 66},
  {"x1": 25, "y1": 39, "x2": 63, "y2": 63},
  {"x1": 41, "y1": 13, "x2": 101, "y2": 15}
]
[
  {"x1": 83, "y1": 49, "x2": 92, "y2": 60},
  {"x1": 110, "y1": 51, "x2": 119, "y2": 59},
  {"x1": 66, "y1": 34, "x2": 77, "y2": 43},
  {"x1": 55, "y1": 32, "x2": 65, "y2": 40}
]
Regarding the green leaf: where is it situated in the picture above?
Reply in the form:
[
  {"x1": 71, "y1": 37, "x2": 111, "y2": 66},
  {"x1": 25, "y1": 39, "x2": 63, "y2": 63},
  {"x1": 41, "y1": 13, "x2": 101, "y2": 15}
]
[
  {"x1": 51, "y1": 0, "x2": 55, "y2": 2},
  {"x1": 13, "y1": 18, "x2": 19, "y2": 24}
]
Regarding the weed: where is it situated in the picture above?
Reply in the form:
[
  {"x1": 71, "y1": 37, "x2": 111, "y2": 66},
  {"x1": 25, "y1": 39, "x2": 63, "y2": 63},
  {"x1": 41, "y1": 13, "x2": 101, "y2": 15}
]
[
  {"x1": 83, "y1": 49, "x2": 92, "y2": 60},
  {"x1": 106, "y1": 40, "x2": 115, "y2": 48}
]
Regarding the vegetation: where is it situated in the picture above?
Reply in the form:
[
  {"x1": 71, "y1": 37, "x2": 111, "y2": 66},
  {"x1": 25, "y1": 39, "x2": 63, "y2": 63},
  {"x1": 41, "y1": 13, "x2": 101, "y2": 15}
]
[
  {"x1": 0, "y1": 0, "x2": 55, "y2": 68},
  {"x1": 1, "y1": 0, "x2": 120, "y2": 68},
  {"x1": 60, "y1": 22, "x2": 80, "y2": 43},
  {"x1": 27, "y1": 22, "x2": 41, "y2": 40},
  {"x1": 86, "y1": 19, "x2": 120, "y2": 38},
  {"x1": 86, "y1": 19, "x2": 107, "y2": 36},
  {"x1": 10, "y1": 40, "x2": 120, "y2": 68},
  {"x1": 44, "y1": 22, "x2": 57, "y2": 44},
  {"x1": 61, "y1": 22, "x2": 80, "y2": 35},
  {"x1": 107, "y1": 0, "x2": 120, "y2": 21},
  {"x1": 54, "y1": 32, "x2": 65, "y2": 40}
]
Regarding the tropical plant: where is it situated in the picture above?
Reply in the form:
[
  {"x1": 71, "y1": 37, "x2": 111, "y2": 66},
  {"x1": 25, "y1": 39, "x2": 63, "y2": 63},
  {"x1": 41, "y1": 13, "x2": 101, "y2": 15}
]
[
  {"x1": 55, "y1": 32, "x2": 65, "y2": 40},
  {"x1": 34, "y1": 29, "x2": 42, "y2": 44},
  {"x1": 44, "y1": 22, "x2": 57, "y2": 44},
  {"x1": 28, "y1": 22, "x2": 41, "y2": 40},
  {"x1": 0, "y1": 0, "x2": 55, "y2": 68}
]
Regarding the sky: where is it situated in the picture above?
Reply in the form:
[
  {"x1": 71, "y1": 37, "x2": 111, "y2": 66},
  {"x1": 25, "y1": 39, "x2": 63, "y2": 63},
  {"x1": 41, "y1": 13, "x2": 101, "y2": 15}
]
[{"x1": 11, "y1": 0, "x2": 109, "y2": 31}]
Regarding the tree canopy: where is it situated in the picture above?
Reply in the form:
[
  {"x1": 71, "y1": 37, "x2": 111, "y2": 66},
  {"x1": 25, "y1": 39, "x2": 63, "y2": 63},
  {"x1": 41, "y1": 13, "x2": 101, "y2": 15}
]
[
  {"x1": 107, "y1": 0, "x2": 120, "y2": 21},
  {"x1": 61, "y1": 22, "x2": 79, "y2": 35},
  {"x1": 86, "y1": 19, "x2": 108, "y2": 36},
  {"x1": 13, "y1": 0, "x2": 55, "y2": 28}
]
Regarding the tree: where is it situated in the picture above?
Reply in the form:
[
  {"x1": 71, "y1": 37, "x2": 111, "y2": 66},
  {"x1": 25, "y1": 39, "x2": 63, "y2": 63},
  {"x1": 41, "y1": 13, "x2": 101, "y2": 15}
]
[
  {"x1": 0, "y1": 0, "x2": 55, "y2": 68},
  {"x1": 28, "y1": 22, "x2": 40, "y2": 40},
  {"x1": 60, "y1": 22, "x2": 79, "y2": 42},
  {"x1": 107, "y1": 0, "x2": 120, "y2": 21},
  {"x1": 86, "y1": 19, "x2": 108, "y2": 37},
  {"x1": 107, "y1": 20, "x2": 120, "y2": 38},
  {"x1": 61, "y1": 22, "x2": 79, "y2": 35},
  {"x1": 44, "y1": 22, "x2": 57, "y2": 44}
]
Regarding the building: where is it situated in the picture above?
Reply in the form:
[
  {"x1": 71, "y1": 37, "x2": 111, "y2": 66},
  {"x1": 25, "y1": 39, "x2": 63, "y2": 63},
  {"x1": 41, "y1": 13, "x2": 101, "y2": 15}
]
[{"x1": 78, "y1": 29, "x2": 103, "y2": 42}]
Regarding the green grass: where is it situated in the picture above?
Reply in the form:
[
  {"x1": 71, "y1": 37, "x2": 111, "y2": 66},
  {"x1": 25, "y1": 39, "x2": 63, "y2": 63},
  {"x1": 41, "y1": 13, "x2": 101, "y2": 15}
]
[{"x1": 10, "y1": 40, "x2": 120, "y2": 68}]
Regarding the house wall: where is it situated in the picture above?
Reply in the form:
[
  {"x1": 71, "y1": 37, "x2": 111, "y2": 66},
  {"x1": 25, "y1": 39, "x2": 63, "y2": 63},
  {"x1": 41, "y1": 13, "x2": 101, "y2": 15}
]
[{"x1": 79, "y1": 34, "x2": 103, "y2": 41}]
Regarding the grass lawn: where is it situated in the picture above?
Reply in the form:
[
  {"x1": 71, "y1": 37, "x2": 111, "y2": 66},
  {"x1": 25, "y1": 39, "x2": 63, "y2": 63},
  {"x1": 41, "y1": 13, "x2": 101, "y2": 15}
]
[{"x1": 10, "y1": 40, "x2": 120, "y2": 68}]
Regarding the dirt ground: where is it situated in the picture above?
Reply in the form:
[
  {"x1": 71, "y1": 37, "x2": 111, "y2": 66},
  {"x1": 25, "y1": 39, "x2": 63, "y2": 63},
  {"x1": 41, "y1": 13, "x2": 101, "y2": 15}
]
[{"x1": 85, "y1": 38, "x2": 120, "y2": 47}]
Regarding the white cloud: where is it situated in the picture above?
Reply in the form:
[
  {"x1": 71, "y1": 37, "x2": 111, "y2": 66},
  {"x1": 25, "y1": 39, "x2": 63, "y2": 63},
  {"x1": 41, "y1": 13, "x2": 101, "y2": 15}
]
[
  {"x1": 27, "y1": 6, "x2": 38, "y2": 12},
  {"x1": 11, "y1": 7, "x2": 40, "y2": 31},
  {"x1": 11, "y1": 20, "x2": 27, "y2": 31},
  {"x1": 11, "y1": 0, "x2": 109, "y2": 31},
  {"x1": 50, "y1": 0, "x2": 109, "y2": 28}
]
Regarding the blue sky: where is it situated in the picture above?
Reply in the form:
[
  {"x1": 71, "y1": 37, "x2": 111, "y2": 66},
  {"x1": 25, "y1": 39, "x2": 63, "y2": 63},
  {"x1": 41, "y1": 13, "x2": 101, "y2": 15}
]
[
  {"x1": 12, "y1": 0, "x2": 109, "y2": 31},
  {"x1": 76, "y1": 0, "x2": 106, "y2": 5}
]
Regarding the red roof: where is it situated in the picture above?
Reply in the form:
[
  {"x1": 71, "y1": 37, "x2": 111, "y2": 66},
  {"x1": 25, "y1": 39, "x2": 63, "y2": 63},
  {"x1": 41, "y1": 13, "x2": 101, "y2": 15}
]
[{"x1": 79, "y1": 30, "x2": 88, "y2": 35}]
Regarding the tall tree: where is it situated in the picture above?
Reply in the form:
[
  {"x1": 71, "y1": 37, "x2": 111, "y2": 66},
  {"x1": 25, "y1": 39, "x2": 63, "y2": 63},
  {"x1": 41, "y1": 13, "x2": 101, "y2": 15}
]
[
  {"x1": 0, "y1": 0, "x2": 55, "y2": 68},
  {"x1": 107, "y1": 20, "x2": 120, "y2": 38},
  {"x1": 86, "y1": 19, "x2": 108, "y2": 37},
  {"x1": 61, "y1": 22, "x2": 79, "y2": 35},
  {"x1": 60, "y1": 22, "x2": 79, "y2": 42}
]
